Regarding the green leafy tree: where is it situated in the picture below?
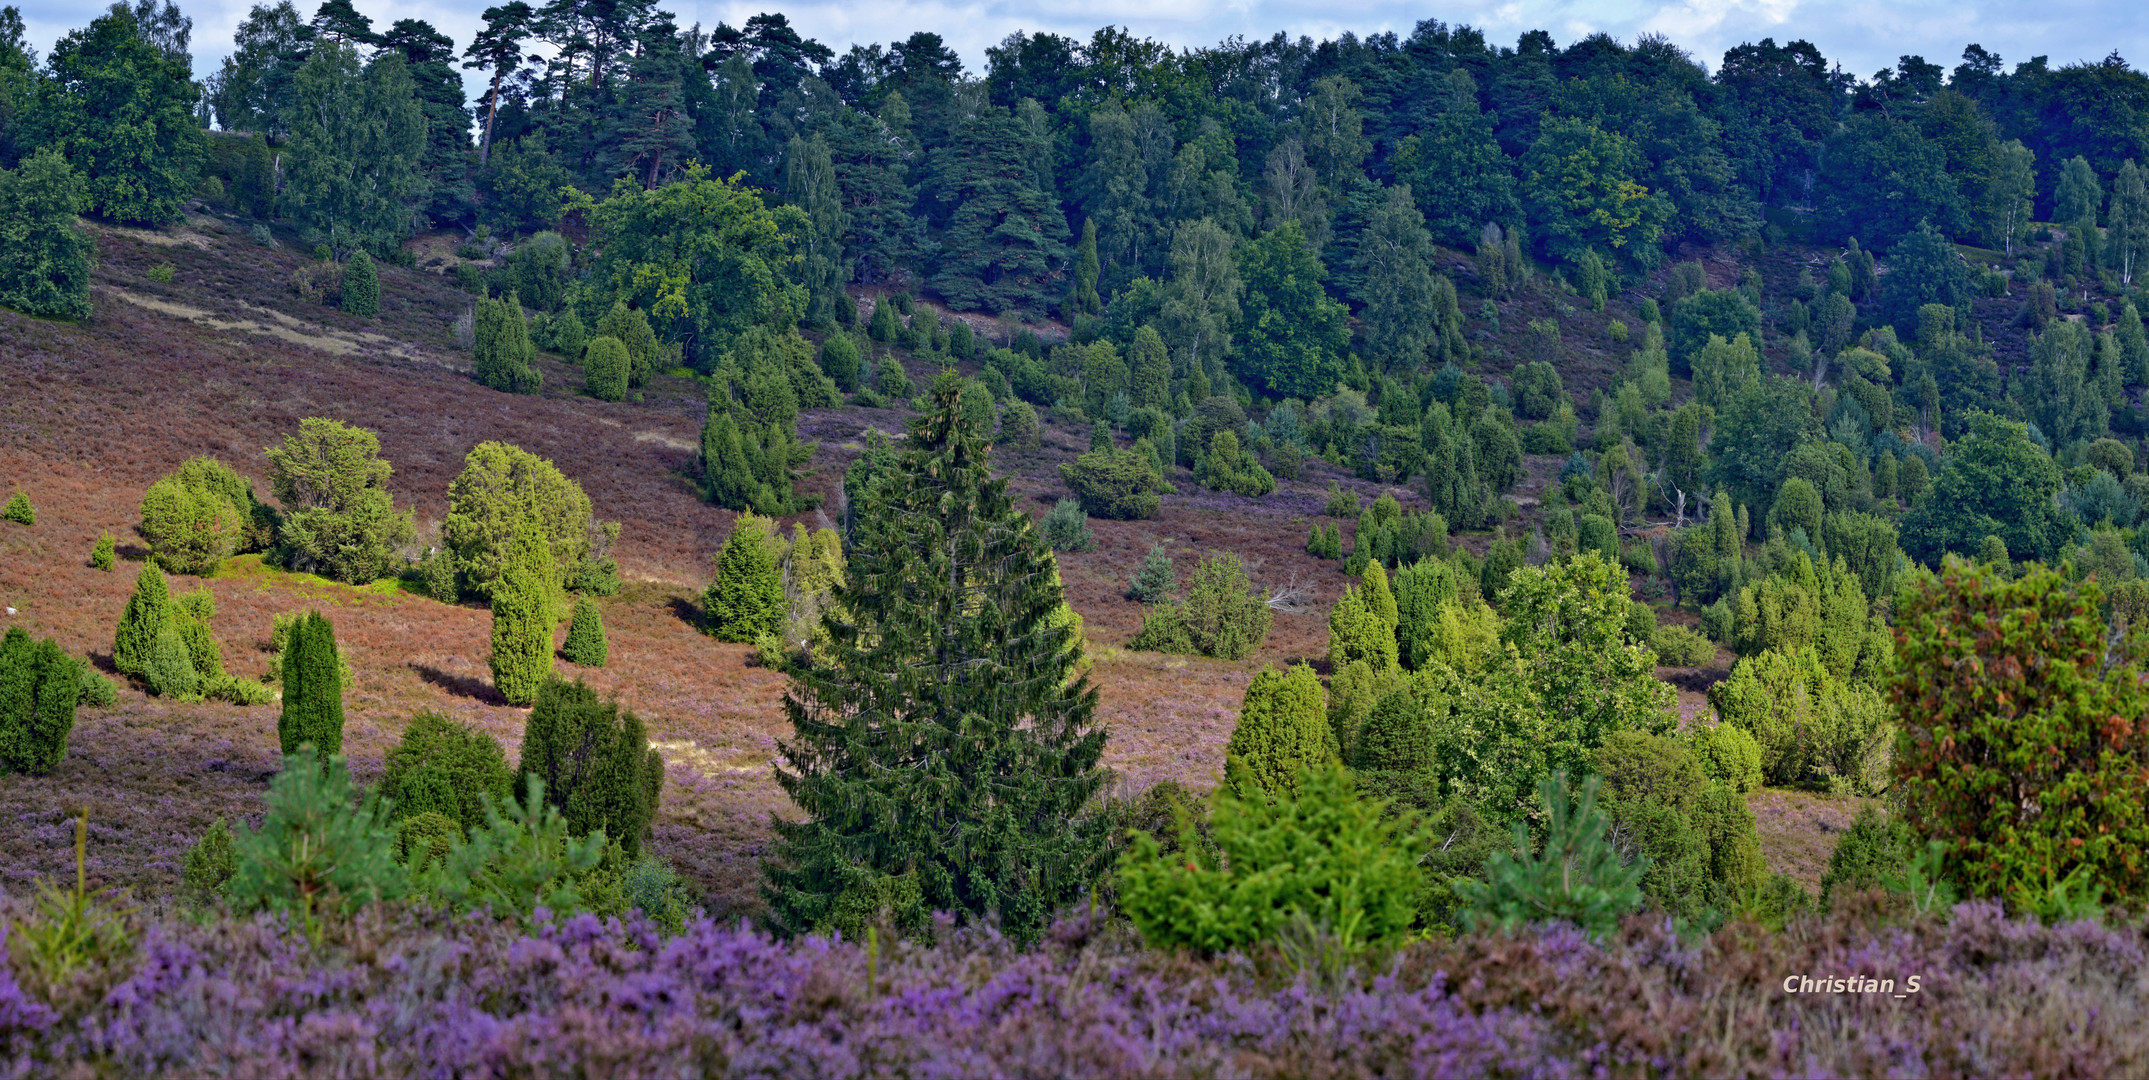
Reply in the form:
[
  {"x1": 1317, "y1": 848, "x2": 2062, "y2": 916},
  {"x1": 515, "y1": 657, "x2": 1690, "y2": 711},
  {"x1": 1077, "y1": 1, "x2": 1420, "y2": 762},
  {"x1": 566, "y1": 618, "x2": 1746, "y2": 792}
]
[
  {"x1": 1116, "y1": 761, "x2": 1424, "y2": 954},
  {"x1": 1500, "y1": 553, "x2": 1677, "y2": 779},
  {"x1": 280, "y1": 42, "x2": 426, "y2": 255},
  {"x1": 2110, "y1": 159, "x2": 2147, "y2": 287},
  {"x1": 1894, "y1": 558, "x2": 2149, "y2": 907},
  {"x1": 577, "y1": 166, "x2": 805, "y2": 368},
  {"x1": 488, "y1": 518, "x2": 557, "y2": 706},
  {"x1": 704, "y1": 514, "x2": 785, "y2": 642},
  {"x1": 1521, "y1": 117, "x2": 1672, "y2": 262},
  {"x1": 516, "y1": 678, "x2": 658, "y2": 860},
  {"x1": 1235, "y1": 220, "x2": 1349, "y2": 400},
  {"x1": 444, "y1": 441, "x2": 600, "y2": 601},
  {"x1": 1709, "y1": 378, "x2": 1817, "y2": 509},
  {"x1": 785, "y1": 133, "x2": 851, "y2": 326},
  {"x1": 379, "y1": 711, "x2": 513, "y2": 833},
  {"x1": 265, "y1": 418, "x2": 414, "y2": 583},
  {"x1": 2054, "y1": 155, "x2": 2103, "y2": 224},
  {"x1": 473, "y1": 293, "x2": 541, "y2": 394},
  {"x1": 1983, "y1": 140, "x2": 2037, "y2": 257},
  {"x1": 1883, "y1": 220, "x2": 1971, "y2": 331},
  {"x1": 819, "y1": 333, "x2": 860, "y2": 392},
  {"x1": 1158, "y1": 218, "x2": 1240, "y2": 389},
  {"x1": 1455, "y1": 772, "x2": 1645, "y2": 939},
  {"x1": 0, "y1": 150, "x2": 94, "y2": 318},
  {"x1": 1902, "y1": 412, "x2": 2068, "y2": 565},
  {"x1": 561, "y1": 597, "x2": 607, "y2": 667},
  {"x1": 277, "y1": 611, "x2": 345, "y2": 758},
  {"x1": 1669, "y1": 289, "x2": 1763, "y2": 371},
  {"x1": 340, "y1": 249, "x2": 378, "y2": 317},
  {"x1": 1710, "y1": 647, "x2": 1892, "y2": 790},
  {"x1": 0, "y1": 627, "x2": 80, "y2": 775},
  {"x1": 30, "y1": 5, "x2": 203, "y2": 225},
  {"x1": 1225, "y1": 663, "x2": 1334, "y2": 800},
  {"x1": 766, "y1": 375, "x2": 1109, "y2": 944}
]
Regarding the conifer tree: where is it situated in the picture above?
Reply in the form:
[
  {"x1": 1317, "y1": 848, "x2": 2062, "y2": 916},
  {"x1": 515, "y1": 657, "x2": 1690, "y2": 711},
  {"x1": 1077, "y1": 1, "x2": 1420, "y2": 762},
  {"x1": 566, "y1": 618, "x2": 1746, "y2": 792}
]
[
  {"x1": 278, "y1": 611, "x2": 345, "y2": 758},
  {"x1": 767, "y1": 374, "x2": 1109, "y2": 943},
  {"x1": 561, "y1": 596, "x2": 608, "y2": 667},
  {"x1": 1067, "y1": 218, "x2": 1102, "y2": 316},
  {"x1": 473, "y1": 293, "x2": 540, "y2": 393},
  {"x1": 1359, "y1": 561, "x2": 1399, "y2": 633},
  {"x1": 704, "y1": 515, "x2": 785, "y2": 642},
  {"x1": 113, "y1": 562, "x2": 174, "y2": 677},
  {"x1": 1, "y1": 491, "x2": 31, "y2": 525},
  {"x1": 1128, "y1": 325, "x2": 1170, "y2": 408},
  {"x1": 582, "y1": 335, "x2": 629, "y2": 401},
  {"x1": 90, "y1": 532, "x2": 115, "y2": 570},
  {"x1": 515, "y1": 677, "x2": 657, "y2": 860},
  {"x1": 341, "y1": 249, "x2": 378, "y2": 317},
  {"x1": 0, "y1": 151, "x2": 96, "y2": 319},
  {"x1": 1224, "y1": 663, "x2": 1333, "y2": 800},
  {"x1": 1125, "y1": 543, "x2": 1176, "y2": 602},
  {"x1": 594, "y1": 302, "x2": 658, "y2": 388},
  {"x1": 488, "y1": 517, "x2": 557, "y2": 706},
  {"x1": 0, "y1": 627, "x2": 80, "y2": 775},
  {"x1": 144, "y1": 622, "x2": 199, "y2": 699}
]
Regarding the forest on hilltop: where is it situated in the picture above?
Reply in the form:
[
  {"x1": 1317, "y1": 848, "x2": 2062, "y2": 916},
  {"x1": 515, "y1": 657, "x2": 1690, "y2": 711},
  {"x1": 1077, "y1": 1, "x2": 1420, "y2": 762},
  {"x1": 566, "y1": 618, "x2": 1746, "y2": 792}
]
[{"x1": 6, "y1": 0, "x2": 2149, "y2": 1074}]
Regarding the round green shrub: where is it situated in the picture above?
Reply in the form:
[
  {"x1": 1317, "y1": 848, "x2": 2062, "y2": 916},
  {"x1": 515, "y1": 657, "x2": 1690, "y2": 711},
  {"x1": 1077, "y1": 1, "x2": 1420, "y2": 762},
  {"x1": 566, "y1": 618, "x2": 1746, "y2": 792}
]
[
  {"x1": 1688, "y1": 720, "x2": 1764, "y2": 795},
  {"x1": 2, "y1": 491, "x2": 32, "y2": 525},
  {"x1": 1349, "y1": 687, "x2": 1433, "y2": 774},
  {"x1": 394, "y1": 811, "x2": 461, "y2": 872},
  {"x1": 582, "y1": 335, "x2": 630, "y2": 401},
  {"x1": 1058, "y1": 449, "x2": 1162, "y2": 520},
  {"x1": 1651, "y1": 623, "x2": 1716, "y2": 666},
  {"x1": 380, "y1": 710, "x2": 513, "y2": 833}
]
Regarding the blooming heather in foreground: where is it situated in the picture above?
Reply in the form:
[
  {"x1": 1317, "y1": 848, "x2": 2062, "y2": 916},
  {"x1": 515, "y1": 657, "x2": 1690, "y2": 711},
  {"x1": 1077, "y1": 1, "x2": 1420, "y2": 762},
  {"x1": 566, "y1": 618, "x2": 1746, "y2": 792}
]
[{"x1": 1, "y1": 901, "x2": 2145, "y2": 1076}]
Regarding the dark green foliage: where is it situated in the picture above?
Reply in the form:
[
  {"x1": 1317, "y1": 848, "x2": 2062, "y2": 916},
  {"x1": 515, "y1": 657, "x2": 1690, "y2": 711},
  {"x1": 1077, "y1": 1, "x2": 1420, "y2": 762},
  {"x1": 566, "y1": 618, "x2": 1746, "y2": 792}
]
[
  {"x1": 1226, "y1": 664, "x2": 1334, "y2": 800},
  {"x1": 562, "y1": 597, "x2": 608, "y2": 667},
  {"x1": 997, "y1": 399, "x2": 1041, "y2": 452},
  {"x1": 1817, "y1": 805, "x2": 1913, "y2": 910},
  {"x1": 703, "y1": 516, "x2": 785, "y2": 643},
  {"x1": 380, "y1": 711, "x2": 514, "y2": 834},
  {"x1": 173, "y1": 588, "x2": 224, "y2": 680},
  {"x1": 340, "y1": 250, "x2": 379, "y2": 317},
  {"x1": 278, "y1": 611, "x2": 345, "y2": 759},
  {"x1": 488, "y1": 518, "x2": 557, "y2": 706},
  {"x1": 1669, "y1": 289, "x2": 1763, "y2": 369},
  {"x1": 31, "y1": 7, "x2": 203, "y2": 225},
  {"x1": 1059, "y1": 448, "x2": 1161, "y2": 520},
  {"x1": 1125, "y1": 544, "x2": 1175, "y2": 602},
  {"x1": 1471, "y1": 412, "x2": 1523, "y2": 493},
  {"x1": 473, "y1": 294, "x2": 541, "y2": 394},
  {"x1": 1894, "y1": 557, "x2": 2149, "y2": 907},
  {"x1": 1, "y1": 491, "x2": 30, "y2": 525},
  {"x1": 516, "y1": 679, "x2": 657, "y2": 860},
  {"x1": 1322, "y1": 481, "x2": 1359, "y2": 517},
  {"x1": 0, "y1": 151, "x2": 94, "y2": 319},
  {"x1": 181, "y1": 818, "x2": 237, "y2": 905},
  {"x1": 111, "y1": 562, "x2": 172, "y2": 677},
  {"x1": 1350, "y1": 686, "x2": 1433, "y2": 774},
  {"x1": 1456, "y1": 772, "x2": 1645, "y2": 940},
  {"x1": 500, "y1": 232, "x2": 571, "y2": 314},
  {"x1": 581, "y1": 335, "x2": 629, "y2": 401},
  {"x1": 0, "y1": 628, "x2": 79, "y2": 775},
  {"x1": 395, "y1": 812, "x2": 461, "y2": 872},
  {"x1": 1902, "y1": 412, "x2": 2068, "y2": 565},
  {"x1": 767, "y1": 376, "x2": 1108, "y2": 944},
  {"x1": 1039, "y1": 498, "x2": 1095, "y2": 552},
  {"x1": 1235, "y1": 221, "x2": 1350, "y2": 400},
  {"x1": 818, "y1": 333, "x2": 860, "y2": 392},
  {"x1": 931, "y1": 109, "x2": 1070, "y2": 315}
]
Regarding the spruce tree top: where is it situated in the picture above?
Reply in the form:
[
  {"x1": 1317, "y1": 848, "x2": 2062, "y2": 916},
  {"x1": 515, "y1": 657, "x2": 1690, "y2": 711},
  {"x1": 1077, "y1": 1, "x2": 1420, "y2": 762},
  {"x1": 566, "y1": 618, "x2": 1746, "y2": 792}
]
[{"x1": 769, "y1": 373, "x2": 1109, "y2": 943}]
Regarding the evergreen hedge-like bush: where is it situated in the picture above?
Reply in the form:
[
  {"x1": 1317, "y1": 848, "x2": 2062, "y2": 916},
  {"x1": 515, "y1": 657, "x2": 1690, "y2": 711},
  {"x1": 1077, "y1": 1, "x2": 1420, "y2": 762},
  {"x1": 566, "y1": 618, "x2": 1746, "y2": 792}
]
[
  {"x1": 582, "y1": 335, "x2": 629, "y2": 401},
  {"x1": 1059, "y1": 449, "x2": 1161, "y2": 520},
  {"x1": 1039, "y1": 498, "x2": 1094, "y2": 552},
  {"x1": 489, "y1": 518, "x2": 558, "y2": 706},
  {"x1": 90, "y1": 531, "x2": 115, "y2": 570},
  {"x1": 112, "y1": 562, "x2": 173, "y2": 677},
  {"x1": 703, "y1": 516, "x2": 784, "y2": 643},
  {"x1": 562, "y1": 597, "x2": 608, "y2": 666},
  {"x1": 277, "y1": 611, "x2": 345, "y2": 758},
  {"x1": 0, "y1": 627, "x2": 80, "y2": 774},
  {"x1": 516, "y1": 678, "x2": 658, "y2": 860},
  {"x1": 341, "y1": 249, "x2": 378, "y2": 317},
  {"x1": 380, "y1": 711, "x2": 514, "y2": 834}
]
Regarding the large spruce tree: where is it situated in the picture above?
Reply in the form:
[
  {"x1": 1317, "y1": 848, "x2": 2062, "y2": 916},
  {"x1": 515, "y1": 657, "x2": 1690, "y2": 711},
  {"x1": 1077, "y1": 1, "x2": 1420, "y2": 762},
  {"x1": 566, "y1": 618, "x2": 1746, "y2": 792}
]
[{"x1": 766, "y1": 374, "x2": 1110, "y2": 943}]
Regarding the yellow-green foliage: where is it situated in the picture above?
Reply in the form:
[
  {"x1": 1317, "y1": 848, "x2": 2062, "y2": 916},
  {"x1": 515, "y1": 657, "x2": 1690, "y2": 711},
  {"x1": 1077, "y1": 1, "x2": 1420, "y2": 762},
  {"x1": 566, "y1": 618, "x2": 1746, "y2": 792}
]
[
  {"x1": 1224, "y1": 663, "x2": 1333, "y2": 800},
  {"x1": 1708, "y1": 648, "x2": 1892, "y2": 792},
  {"x1": 1687, "y1": 721, "x2": 1765, "y2": 794},
  {"x1": 1116, "y1": 761, "x2": 1427, "y2": 954},
  {"x1": 444, "y1": 441, "x2": 594, "y2": 602}
]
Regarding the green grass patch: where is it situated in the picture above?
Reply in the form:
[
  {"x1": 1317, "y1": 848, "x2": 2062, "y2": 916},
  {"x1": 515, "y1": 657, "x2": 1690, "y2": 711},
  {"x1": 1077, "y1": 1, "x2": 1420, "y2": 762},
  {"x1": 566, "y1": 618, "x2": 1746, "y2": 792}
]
[{"x1": 217, "y1": 553, "x2": 419, "y2": 603}]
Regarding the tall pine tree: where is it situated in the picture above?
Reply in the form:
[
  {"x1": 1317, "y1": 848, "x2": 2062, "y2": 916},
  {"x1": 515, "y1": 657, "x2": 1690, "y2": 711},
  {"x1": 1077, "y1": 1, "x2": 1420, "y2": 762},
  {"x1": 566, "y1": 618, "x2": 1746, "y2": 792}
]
[{"x1": 766, "y1": 374, "x2": 1110, "y2": 943}]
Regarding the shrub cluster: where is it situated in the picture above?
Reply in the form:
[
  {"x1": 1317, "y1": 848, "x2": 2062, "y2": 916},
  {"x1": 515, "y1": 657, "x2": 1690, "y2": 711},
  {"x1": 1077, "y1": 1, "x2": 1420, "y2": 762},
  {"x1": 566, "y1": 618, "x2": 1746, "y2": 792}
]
[
  {"x1": 0, "y1": 626, "x2": 79, "y2": 774},
  {"x1": 1129, "y1": 552, "x2": 1272, "y2": 660}
]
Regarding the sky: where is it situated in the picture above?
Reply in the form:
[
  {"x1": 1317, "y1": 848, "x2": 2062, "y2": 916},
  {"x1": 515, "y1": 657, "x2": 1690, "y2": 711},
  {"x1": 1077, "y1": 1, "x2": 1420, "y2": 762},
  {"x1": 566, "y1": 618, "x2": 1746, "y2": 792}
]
[{"x1": 14, "y1": 0, "x2": 2148, "y2": 103}]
